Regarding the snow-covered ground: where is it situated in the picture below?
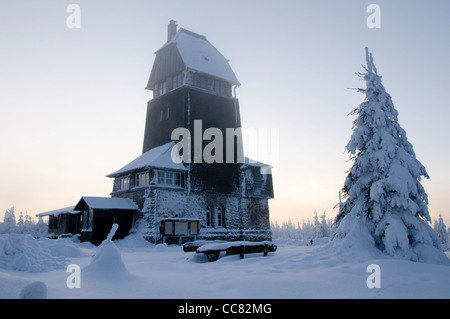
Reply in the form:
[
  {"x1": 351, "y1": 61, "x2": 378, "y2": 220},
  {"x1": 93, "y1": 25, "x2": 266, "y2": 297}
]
[{"x1": 0, "y1": 233, "x2": 449, "y2": 299}]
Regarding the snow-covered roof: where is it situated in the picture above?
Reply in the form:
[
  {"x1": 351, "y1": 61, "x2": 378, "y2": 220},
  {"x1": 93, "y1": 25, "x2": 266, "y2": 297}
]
[
  {"x1": 148, "y1": 27, "x2": 240, "y2": 88},
  {"x1": 36, "y1": 206, "x2": 78, "y2": 217},
  {"x1": 171, "y1": 28, "x2": 240, "y2": 85},
  {"x1": 243, "y1": 157, "x2": 272, "y2": 168},
  {"x1": 107, "y1": 142, "x2": 186, "y2": 178},
  {"x1": 242, "y1": 157, "x2": 273, "y2": 175},
  {"x1": 74, "y1": 197, "x2": 138, "y2": 211}
]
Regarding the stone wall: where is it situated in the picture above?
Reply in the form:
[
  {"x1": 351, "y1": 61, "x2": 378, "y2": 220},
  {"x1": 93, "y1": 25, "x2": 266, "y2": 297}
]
[{"x1": 113, "y1": 186, "x2": 272, "y2": 243}]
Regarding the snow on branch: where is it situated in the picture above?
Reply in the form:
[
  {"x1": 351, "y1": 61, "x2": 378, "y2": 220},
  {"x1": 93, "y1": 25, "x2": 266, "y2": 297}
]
[{"x1": 365, "y1": 47, "x2": 378, "y2": 75}]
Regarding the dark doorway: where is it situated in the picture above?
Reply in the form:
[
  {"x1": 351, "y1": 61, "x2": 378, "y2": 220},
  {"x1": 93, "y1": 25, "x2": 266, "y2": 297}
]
[
  {"x1": 93, "y1": 217, "x2": 114, "y2": 245},
  {"x1": 92, "y1": 210, "x2": 134, "y2": 245},
  {"x1": 66, "y1": 213, "x2": 82, "y2": 235}
]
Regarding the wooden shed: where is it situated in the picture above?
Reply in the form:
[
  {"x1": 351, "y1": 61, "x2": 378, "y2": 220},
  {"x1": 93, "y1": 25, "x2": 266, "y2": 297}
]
[
  {"x1": 74, "y1": 196, "x2": 139, "y2": 245},
  {"x1": 36, "y1": 206, "x2": 82, "y2": 237}
]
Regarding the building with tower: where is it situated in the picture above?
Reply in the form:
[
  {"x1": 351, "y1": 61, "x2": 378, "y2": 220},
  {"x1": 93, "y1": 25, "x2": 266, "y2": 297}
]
[{"x1": 38, "y1": 21, "x2": 274, "y2": 245}]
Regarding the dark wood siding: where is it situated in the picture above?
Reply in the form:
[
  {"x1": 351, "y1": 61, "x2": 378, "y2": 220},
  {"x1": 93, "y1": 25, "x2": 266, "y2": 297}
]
[
  {"x1": 142, "y1": 87, "x2": 187, "y2": 153},
  {"x1": 146, "y1": 44, "x2": 185, "y2": 89}
]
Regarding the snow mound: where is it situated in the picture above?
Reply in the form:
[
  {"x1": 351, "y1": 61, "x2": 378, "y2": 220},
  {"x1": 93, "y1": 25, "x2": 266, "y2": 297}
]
[
  {"x1": 0, "y1": 234, "x2": 66, "y2": 272},
  {"x1": 115, "y1": 233, "x2": 154, "y2": 249},
  {"x1": 155, "y1": 243, "x2": 168, "y2": 251},
  {"x1": 37, "y1": 237, "x2": 87, "y2": 258},
  {"x1": 19, "y1": 281, "x2": 47, "y2": 299},
  {"x1": 83, "y1": 224, "x2": 132, "y2": 281},
  {"x1": 413, "y1": 244, "x2": 450, "y2": 265},
  {"x1": 332, "y1": 215, "x2": 384, "y2": 260},
  {"x1": 332, "y1": 215, "x2": 450, "y2": 264}
]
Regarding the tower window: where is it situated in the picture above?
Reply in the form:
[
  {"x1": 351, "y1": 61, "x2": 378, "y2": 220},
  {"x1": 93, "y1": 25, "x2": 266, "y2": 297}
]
[
  {"x1": 200, "y1": 76, "x2": 207, "y2": 89},
  {"x1": 172, "y1": 74, "x2": 183, "y2": 89}
]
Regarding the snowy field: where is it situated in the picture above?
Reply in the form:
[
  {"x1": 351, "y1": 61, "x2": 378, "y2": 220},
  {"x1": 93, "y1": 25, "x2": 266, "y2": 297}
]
[{"x1": 1, "y1": 233, "x2": 449, "y2": 299}]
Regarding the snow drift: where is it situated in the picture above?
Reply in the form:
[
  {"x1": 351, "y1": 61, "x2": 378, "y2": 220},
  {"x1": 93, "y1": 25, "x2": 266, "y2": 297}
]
[
  {"x1": 0, "y1": 234, "x2": 66, "y2": 272},
  {"x1": 19, "y1": 281, "x2": 47, "y2": 299}
]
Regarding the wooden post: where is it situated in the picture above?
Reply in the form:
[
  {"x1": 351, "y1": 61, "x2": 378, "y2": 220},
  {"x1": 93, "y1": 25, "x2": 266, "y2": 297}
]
[
  {"x1": 263, "y1": 243, "x2": 268, "y2": 256},
  {"x1": 240, "y1": 245, "x2": 245, "y2": 259}
]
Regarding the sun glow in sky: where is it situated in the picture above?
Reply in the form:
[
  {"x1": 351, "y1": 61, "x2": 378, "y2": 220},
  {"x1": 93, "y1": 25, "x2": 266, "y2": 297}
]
[{"x1": 1, "y1": 0, "x2": 450, "y2": 226}]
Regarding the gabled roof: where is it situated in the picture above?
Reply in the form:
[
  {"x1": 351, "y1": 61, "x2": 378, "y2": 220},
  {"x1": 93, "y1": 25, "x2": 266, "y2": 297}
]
[
  {"x1": 147, "y1": 28, "x2": 240, "y2": 89},
  {"x1": 74, "y1": 197, "x2": 138, "y2": 211},
  {"x1": 107, "y1": 142, "x2": 186, "y2": 178}
]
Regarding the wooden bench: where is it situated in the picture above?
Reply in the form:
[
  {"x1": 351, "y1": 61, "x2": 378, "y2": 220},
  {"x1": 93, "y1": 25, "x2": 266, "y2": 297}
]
[
  {"x1": 189, "y1": 241, "x2": 277, "y2": 262},
  {"x1": 182, "y1": 240, "x2": 227, "y2": 252}
]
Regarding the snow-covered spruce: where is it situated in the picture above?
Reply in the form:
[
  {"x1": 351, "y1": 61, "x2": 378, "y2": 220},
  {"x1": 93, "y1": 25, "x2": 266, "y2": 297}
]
[
  {"x1": 433, "y1": 214, "x2": 449, "y2": 250},
  {"x1": 333, "y1": 47, "x2": 449, "y2": 264}
]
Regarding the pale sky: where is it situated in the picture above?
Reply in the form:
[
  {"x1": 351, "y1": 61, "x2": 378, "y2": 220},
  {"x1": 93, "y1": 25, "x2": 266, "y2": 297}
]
[{"x1": 1, "y1": 0, "x2": 449, "y2": 226}]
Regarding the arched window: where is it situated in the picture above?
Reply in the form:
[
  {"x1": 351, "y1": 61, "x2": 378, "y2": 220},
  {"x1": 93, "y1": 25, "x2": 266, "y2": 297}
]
[
  {"x1": 206, "y1": 206, "x2": 212, "y2": 227},
  {"x1": 217, "y1": 206, "x2": 225, "y2": 228}
]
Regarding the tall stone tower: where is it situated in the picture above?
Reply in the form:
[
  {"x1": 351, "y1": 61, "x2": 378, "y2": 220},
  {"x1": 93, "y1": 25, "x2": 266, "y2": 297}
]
[
  {"x1": 109, "y1": 21, "x2": 274, "y2": 243},
  {"x1": 143, "y1": 20, "x2": 244, "y2": 194}
]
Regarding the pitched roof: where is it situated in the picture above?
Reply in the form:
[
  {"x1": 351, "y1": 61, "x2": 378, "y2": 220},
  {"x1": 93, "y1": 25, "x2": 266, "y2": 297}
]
[
  {"x1": 74, "y1": 197, "x2": 138, "y2": 211},
  {"x1": 147, "y1": 28, "x2": 240, "y2": 88},
  {"x1": 107, "y1": 142, "x2": 186, "y2": 178}
]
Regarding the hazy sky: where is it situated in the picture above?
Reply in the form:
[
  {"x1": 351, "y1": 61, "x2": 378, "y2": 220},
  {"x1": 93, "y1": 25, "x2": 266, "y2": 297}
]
[{"x1": 1, "y1": 0, "x2": 449, "y2": 226}]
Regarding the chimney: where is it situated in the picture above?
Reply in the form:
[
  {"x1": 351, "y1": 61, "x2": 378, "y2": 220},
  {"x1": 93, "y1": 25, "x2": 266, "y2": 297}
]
[{"x1": 167, "y1": 20, "x2": 177, "y2": 42}]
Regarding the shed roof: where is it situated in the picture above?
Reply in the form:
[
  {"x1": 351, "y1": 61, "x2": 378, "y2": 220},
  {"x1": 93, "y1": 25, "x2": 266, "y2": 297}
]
[
  {"x1": 36, "y1": 206, "x2": 78, "y2": 217},
  {"x1": 74, "y1": 197, "x2": 138, "y2": 211},
  {"x1": 107, "y1": 141, "x2": 186, "y2": 178},
  {"x1": 147, "y1": 28, "x2": 240, "y2": 89}
]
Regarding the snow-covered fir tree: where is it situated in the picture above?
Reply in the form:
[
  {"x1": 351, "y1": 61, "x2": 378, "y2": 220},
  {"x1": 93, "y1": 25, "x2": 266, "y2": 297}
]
[
  {"x1": 334, "y1": 48, "x2": 447, "y2": 263},
  {"x1": 320, "y1": 213, "x2": 332, "y2": 238},
  {"x1": 0, "y1": 206, "x2": 48, "y2": 235},
  {"x1": 17, "y1": 211, "x2": 24, "y2": 227},
  {"x1": 433, "y1": 214, "x2": 448, "y2": 250},
  {"x1": 1, "y1": 207, "x2": 16, "y2": 233}
]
